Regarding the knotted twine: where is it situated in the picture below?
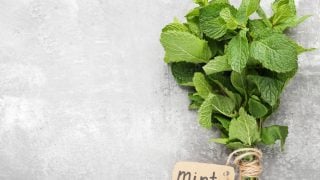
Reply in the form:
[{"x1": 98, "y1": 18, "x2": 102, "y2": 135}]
[{"x1": 226, "y1": 148, "x2": 263, "y2": 180}]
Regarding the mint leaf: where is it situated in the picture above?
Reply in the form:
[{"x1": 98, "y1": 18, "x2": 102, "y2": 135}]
[
  {"x1": 185, "y1": 7, "x2": 200, "y2": 21},
  {"x1": 171, "y1": 62, "x2": 201, "y2": 86},
  {"x1": 200, "y1": 3, "x2": 229, "y2": 25},
  {"x1": 220, "y1": 8, "x2": 238, "y2": 30},
  {"x1": 247, "y1": 75, "x2": 284, "y2": 106},
  {"x1": 185, "y1": 8, "x2": 202, "y2": 37},
  {"x1": 248, "y1": 96, "x2": 269, "y2": 118},
  {"x1": 201, "y1": 17, "x2": 227, "y2": 39},
  {"x1": 261, "y1": 125, "x2": 288, "y2": 150},
  {"x1": 198, "y1": 94, "x2": 215, "y2": 129},
  {"x1": 273, "y1": 15, "x2": 311, "y2": 32},
  {"x1": 227, "y1": 30, "x2": 250, "y2": 73},
  {"x1": 287, "y1": 37, "x2": 316, "y2": 55},
  {"x1": 193, "y1": 0, "x2": 208, "y2": 6},
  {"x1": 248, "y1": 19, "x2": 273, "y2": 39},
  {"x1": 239, "y1": 0, "x2": 260, "y2": 16},
  {"x1": 193, "y1": 72, "x2": 213, "y2": 99},
  {"x1": 211, "y1": 94, "x2": 236, "y2": 117},
  {"x1": 231, "y1": 71, "x2": 247, "y2": 96},
  {"x1": 207, "y1": 40, "x2": 219, "y2": 57},
  {"x1": 215, "y1": 115, "x2": 231, "y2": 131},
  {"x1": 203, "y1": 55, "x2": 231, "y2": 75},
  {"x1": 208, "y1": 73, "x2": 236, "y2": 92},
  {"x1": 189, "y1": 93, "x2": 204, "y2": 110},
  {"x1": 277, "y1": 68, "x2": 297, "y2": 84},
  {"x1": 160, "y1": 31, "x2": 212, "y2": 63},
  {"x1": 186, "y1": 21, "x2": 202, "y2": 38},
  {"x1": 229, "y1": 108, "x2": 260, "y2": 145},
  {"x1": 271, "y1": 0, "x2": 296, "y2": 26},
  {"x1": 270, "y1": 0, "x2": 311, "y2": 32},
  {"x1": 199, "y1": 3, "x2": 231, "y2": 39},
  {"x1": 237, "y1": 0, "x2": 260, "y2": 24},
  {"x1": 211, "y1": 79, "x2": 242, "y2": 109},
  {"x1": 210, "y1": 138, "x2": 229, "y2": 144},
  {"x1": 250, "y1": 33, "x2": 298, "y2": 73},
  {"x1": 162, "y1": 22, "x2": 189, "y2": 32}
]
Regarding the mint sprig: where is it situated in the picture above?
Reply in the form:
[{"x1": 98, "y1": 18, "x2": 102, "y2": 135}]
[{"x1": 160, "y1": 0, "x2": 313, "y2": 150}]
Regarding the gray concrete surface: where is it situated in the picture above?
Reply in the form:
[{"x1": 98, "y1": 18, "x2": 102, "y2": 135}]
[{"x1": 0, "y1": 0, "x2": 319, "y2": 179}]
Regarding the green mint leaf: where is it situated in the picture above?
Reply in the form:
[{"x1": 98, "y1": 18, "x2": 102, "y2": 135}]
[
  {"x1": 229, "y1": 108, "x2": 260, "y2": 145},
  {"x1": 240, "y1": 0, "x2": 260, "y2": 16},
  {"x1": 273, "y1": 15, "x2": 311, "y2": 32},
  {"x1": 185, "y1": 8, "x2": 202, "y2": 38},
  {"x1": 277, "y1": 69, "x2": 297, "y2": 84},
  {"x1": 189, "y1": 92, "x2": 204, "y2": 102},
  {"x1": 193, "y1": 0, "x2": 208, "y2": 6},
  {"x1": 201, "y1": 17, "x2": 227, "y2": 39},
  {"x1": 271, "y1": 0, "x2": 296, "y2": 26},
  {"x1": 297, "y1": 46, "x2": 316, "y2": 55},
  {"x1": 211, "y1": 94, "x2": 236, "y2": 117},
  {"x1": 199, "y1": 3, "x2": 231, "y2": 39},
  {"x1": 186, "y1": 21, "x2": 202, "y2": 38},
  {"x1": 198, "y1": 93, "x2": 215, "y2": 129},
  {"x1": 208, "y1": 73, "x2": 236, "y2": 92},
  {"x1": 248, "y1": 96, "x2": 269, "y2": 118},
  {"x1": 185, "y1": 7, "x2": 200, "y2": 21},
  {"x1": 193, "y1": 72, "x2": 213, "y2": 99},
  {"x1": 211, "y1": 79, "x2": 242, "y2": 109},
  {"x1": 270, "y1": 0, "x2": 310, "y2": 32},
  {"x1": 231, "y1": 71, "x2": 247, "y2": 96},
  {"x1": 220, "y1": 8, "x2": 238, "y2": 30},
  {"x1": 250, "y1": 33, "x2": 298, "y2": 73},
  {"x1": 227, "y1": 30, "x2": 250, "y2": 73},
  {"x1": 213, "y1": 123, "x2": 228, "y2": 135},
  {"x1": 207, "y1": 40, "x2": 219, "y2": 57},
  {"x1": 215, "y1": 115, "x2": 231, "y2": 131},
  {"x1": 237, "y1": 0, "x2": 260, "y2": 24},
  {"x1": 248, "y1": 19, "x2": 274, "y2": 39},
  {"x1": 160, "y1": 31, "x2": 212, "y2": 63},
  {"x1": 210, "y1": 138, "x2": 229, "y2": 144},
  {"x1": 189, "y1": 93, "x2": 204, "y2": 110},
  {"x1": 261, "y1": 125, "x2": 288, "y2": 150},
  {"x1": 232, "y1": 93, "x2": 243, "y2": 110},
  {"x1": 171, "y1": 62, "x2": 201, "y2": 86},
  {"x1": 287, "y1": 37, "x2": 316, "y2": 55},
  {"x1": 203, "y1": 55, "x2": 231, "y2": 75},
  {"x1": 200, "y1": 3, "x2": 228, "y2": 23},
  {"x1": 189, "y1": 103, "x2": 200, "y2": 110},
  {"x1": 247, "y1": 75, "x2": 284, "y2": 106},
  {"x1": 162, "y1": 22, "x2": 189, "y2": 32}
]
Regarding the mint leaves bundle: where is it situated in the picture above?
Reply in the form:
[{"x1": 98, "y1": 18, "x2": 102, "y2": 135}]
[{"x1": 160, "y1": 0, "x2": 313, "y2": 150}]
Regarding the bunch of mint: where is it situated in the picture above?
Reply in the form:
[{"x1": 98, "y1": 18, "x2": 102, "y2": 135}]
[{"x1": 160, "y1": 0, "x2": 313, "y2": 150}]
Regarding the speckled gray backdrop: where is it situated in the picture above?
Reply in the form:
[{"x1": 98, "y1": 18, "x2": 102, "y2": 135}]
[{"x1": 0, "y1": 0, "x2": 319, "y2": 179}]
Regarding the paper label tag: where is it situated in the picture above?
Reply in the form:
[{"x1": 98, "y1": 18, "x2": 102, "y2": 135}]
[{"x1": 172, "y1": 161, "x2": 235, "y2": 180}]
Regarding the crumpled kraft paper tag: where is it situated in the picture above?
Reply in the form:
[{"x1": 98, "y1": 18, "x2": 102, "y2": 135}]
[{"x1": 172, "y1": 161, "x2": 235, "y2": 180}]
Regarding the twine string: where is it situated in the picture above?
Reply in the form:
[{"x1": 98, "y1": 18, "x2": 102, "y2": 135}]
[{"x1": 226, "y1": 148, "x2": 263, "y2": 179}]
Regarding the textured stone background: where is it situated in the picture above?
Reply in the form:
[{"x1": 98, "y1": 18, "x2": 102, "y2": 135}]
[{"x1": 0, "y1": 0, "x2": 319, "y2": 179}]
